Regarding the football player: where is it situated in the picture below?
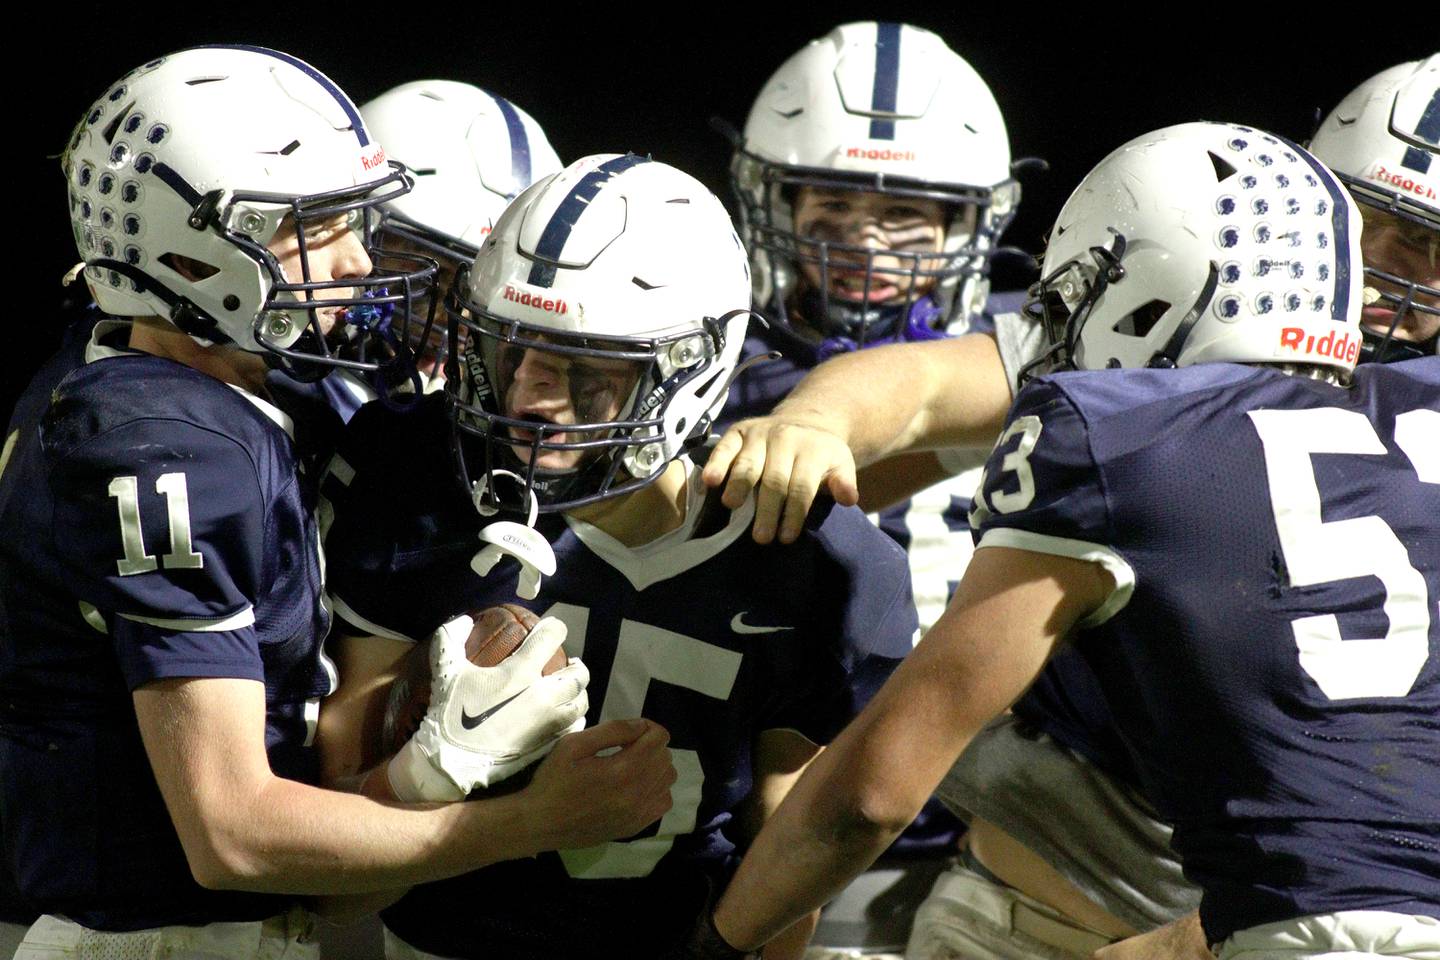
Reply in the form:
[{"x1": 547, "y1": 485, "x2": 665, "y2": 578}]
[
  {"x1": 318, "y1": 154, "x2": 917, "y2": 958},
  {"x1": 686, "y1": 122, "x2": 1439, "y2": 960},
  {"x1": 0, "y1": 47, "x2": 669, "y2": 958},
  {"x1": 1310, "y1": 56, "x2": 1439, "y2": 361},
  {"x1": 719, "y1": 28, "x2": 1029, "y2": 944},
  {"x1": 698, "y1": 58, "x2": 1440, "y2": 958},
  {"x1": 360, "y1": 80, "x2": 563, "y2": 390}
]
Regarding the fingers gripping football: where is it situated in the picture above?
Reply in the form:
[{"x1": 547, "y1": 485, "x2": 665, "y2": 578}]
[{"x1": 388, "y1": 605, "x2": 588, "y2": 802}]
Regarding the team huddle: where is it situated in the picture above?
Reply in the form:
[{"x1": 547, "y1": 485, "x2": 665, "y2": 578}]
[{"x1": 0, "y1": 24, "x2": 1436, "y2": 960}]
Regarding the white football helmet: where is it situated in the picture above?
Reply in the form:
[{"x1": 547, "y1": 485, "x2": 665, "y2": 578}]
[
  {"x1": 62, "y1": 45, "x2": 436, "y2": 382},
  {"x1": 1029, "y1": 122, "x2": 1364, "y2": 376},
  {"x1": 449, "y1": 155, "x2": 752, "y2": 513},
  {"x1": 732, "y1": 22, "x2": 1020, "y2": 346},
  {"x1": 360, "y1": 81, "x2": 563, "y2": 271},
  {"x1": 1310, "y1": 56, "x2": 1439, "y2": 360}
]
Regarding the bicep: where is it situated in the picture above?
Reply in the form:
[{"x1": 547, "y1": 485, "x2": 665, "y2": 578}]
[{"x1": 132, "y1": 676, "x2": 272, "y2": 866}]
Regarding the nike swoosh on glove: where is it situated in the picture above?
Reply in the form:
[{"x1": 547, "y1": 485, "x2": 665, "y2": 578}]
[{"x1": 387, "y1": 614, "x2": 589, "y2": 802}]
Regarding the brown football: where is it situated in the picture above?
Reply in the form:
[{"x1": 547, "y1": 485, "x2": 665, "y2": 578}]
[
  {"x1": 382, "y1": 604, "x2": 568, "y2": 755},
  {"x1": 467, "y1": 604, "x2": 561, "y2": 669}
]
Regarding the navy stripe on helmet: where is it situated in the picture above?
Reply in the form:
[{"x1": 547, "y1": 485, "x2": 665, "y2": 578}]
[
  {"x1": 1283, "y1": 135, "x2": 1352, "y2": 324},
  {"x1": 868, "y1": 22, "x2": 902, "y2": 141},
  {"x1": 1399, "y1": 87, "x2": 1440, "y2": 174},
  {"x1": 527, "y1": 154, "x2": 649, "y2": 287},
  {"x1": 492, "y1": 95, "x2": 532, "y2": 198},
  {"x1": 194, "y1": 44, "x2": 370, "y2": 147}
]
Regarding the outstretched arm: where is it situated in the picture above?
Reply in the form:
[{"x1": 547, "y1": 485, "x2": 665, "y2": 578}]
[
  {"x1": 703, "y1": 333, "x2": 1012, "y2": 543},
  {"x1": 707, "y1": 547, "x2": 1110, "y2": 951}
]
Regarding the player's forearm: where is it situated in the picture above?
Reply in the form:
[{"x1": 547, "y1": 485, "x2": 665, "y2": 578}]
[
  {"x1": 772, "y1": 333, "x2": 1011, "y2": 465},
  {"x1": 189, "y1": 774, "x2": 554, "y2": 895},
  {"x1": 712, "y1": 744, "x2": 913, "y2": 950}
]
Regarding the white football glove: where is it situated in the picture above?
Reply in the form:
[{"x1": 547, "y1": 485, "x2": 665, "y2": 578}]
[{"x1": 387, "y1": 613, "x2": 589, "y2": 802}]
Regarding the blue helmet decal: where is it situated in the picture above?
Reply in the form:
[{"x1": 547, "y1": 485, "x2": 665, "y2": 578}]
[
  {"x1": 868, "y1": 22, "x2": 901, "y2": 141},
  {"x1": 1400, "y1": 87, "x2": 1440, "y2": 174},
  {"x1": 492, "y1": 95, "x2": 532, "y2": 199},
  {"x1": 527, "y1": 154, "x2": 649, "y2": 287}
]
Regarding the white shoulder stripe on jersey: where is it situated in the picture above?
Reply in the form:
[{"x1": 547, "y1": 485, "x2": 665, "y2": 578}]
[
  {"x1": 116, "y1": 605, "x2": 257, "y2": 632},
  {"x1": 974, "y1": 528, "x2": 1135, "y2": 627},
  {"x1": 226, "y1": 384, "x2": 296, "y2": 441},
  {"x1": 328, "y1": 592, "x2": 419, "y2": 644}
]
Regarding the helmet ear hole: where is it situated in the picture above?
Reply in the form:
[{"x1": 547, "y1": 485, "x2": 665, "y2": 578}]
[
  {"x1": 1112, "y1": 300, "x2": 1171, "y2": 338},
  {"x1": 158, "y1": 252, "x2": 220, "y2": 281}
]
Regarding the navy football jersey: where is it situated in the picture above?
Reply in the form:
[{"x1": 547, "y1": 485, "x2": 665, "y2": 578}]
[
  {"x1": 0, "y1": 319, "x2": 338, "y2": 930},
  {"x1": 323, "y1": 397, "x2": 916, "y2": 957},
  {"x1": 971, "y1": 359, "x2": 1440, "y2": 940}
]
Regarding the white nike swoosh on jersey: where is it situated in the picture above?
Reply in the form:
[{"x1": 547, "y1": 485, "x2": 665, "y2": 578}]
[{"x1": 731, "y1": 613, "x2": 794, "y2": 634}]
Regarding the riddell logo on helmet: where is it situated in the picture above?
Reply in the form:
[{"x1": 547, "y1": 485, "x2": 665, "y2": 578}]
[
  {"x1": 845, "y1": 147, "x2": 917, "y2": 162},
  {"x1": 502, "y1": 285, "x2": 568, "y2": 315},
  {"x1": 360, "y1": 146, "x2": 387, "y2": 171},
  {"x1": 1366, "y1": 164, "x2": 1437, "y2": 200},
  {"x1": 1279, "y1": 327, "x2": 1359, "y2": 363}
]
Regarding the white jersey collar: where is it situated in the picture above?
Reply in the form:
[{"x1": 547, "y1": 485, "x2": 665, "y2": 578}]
[{"x1": 563, "y1": 459, "x2": 757, "y2": 591}]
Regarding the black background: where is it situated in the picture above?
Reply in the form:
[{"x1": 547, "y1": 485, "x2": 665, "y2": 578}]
[{"x1": 18, "y1": 9, "x2": 1431, "y2": 421}]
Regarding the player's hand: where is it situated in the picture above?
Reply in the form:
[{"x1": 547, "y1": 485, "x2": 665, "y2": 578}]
[
  {"x1": 1090, "y1": 912, "x2": 1213, "y2": 960},
  {"x1": 387, "y1": 614, "x2": 589, "y2": 801},
  {"x1": 701, "y1": 416, "x2": 859, "y2": 545},
  {"x1": 528, "y1": 718, "x2": 677, "y2": 850}
]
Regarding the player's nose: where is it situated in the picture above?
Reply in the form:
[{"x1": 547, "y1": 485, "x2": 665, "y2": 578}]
[{"x1": 329, "y1": 228, "x2": 374, "y2": 282}]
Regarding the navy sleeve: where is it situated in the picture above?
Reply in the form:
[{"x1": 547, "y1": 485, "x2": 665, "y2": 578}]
[
  {"x1": 970, "y1": 377, "x2": 1111, "y2": 547},
  {"x1": 969, "y1": 376, "x2": 1134, "y2": 625},
  {"x1": 47, "y1": 418, "x2": 267, "y2": 688}
]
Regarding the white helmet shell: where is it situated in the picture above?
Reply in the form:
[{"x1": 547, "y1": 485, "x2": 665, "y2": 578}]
[
  {"x1": 360, "y1": 80, "x2": 562, "y2": 263},
  {"x1": 453, "y1": 154, "x2": 752, "y2": 511},
  {"x1": 62, "y1": 45, "x2": 417, "y2": 362},
  {"x1": 1311, "y1": 56, "x2": 1439, "y2": 225},
  {"x1": 734, "y1": 22, "x2": 1018, "y2": 336},
  {"x1": 1037, "y1": 121, "x2": 1364, "y2": 375}
]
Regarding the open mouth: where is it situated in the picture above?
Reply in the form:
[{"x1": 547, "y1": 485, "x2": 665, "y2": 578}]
[
  {"x1": 829, "y1": 272, "x2": 900, "y2": 304},
  {"x1": 506, "y1": 412, "x2": 575, "y2": 458}
]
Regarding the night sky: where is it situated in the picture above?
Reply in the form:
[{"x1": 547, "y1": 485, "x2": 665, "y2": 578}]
[{"x1": 18, "y1": 8, "x2": 1430, "y2": 418}]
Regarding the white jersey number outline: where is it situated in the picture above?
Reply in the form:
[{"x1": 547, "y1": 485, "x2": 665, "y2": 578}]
[
  {"x1": 967, "y1": 414, "x2": 1043, "y2": 529},
  {"x1": 1249, "y1": 407, "x2": 1437, "y2": 700},
  {"x1": 543, "y1": 603, "x2": 742, "y2": 879},
  {"x1": 108, "y1": 472, "x2": 205, "y2": 576}
]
